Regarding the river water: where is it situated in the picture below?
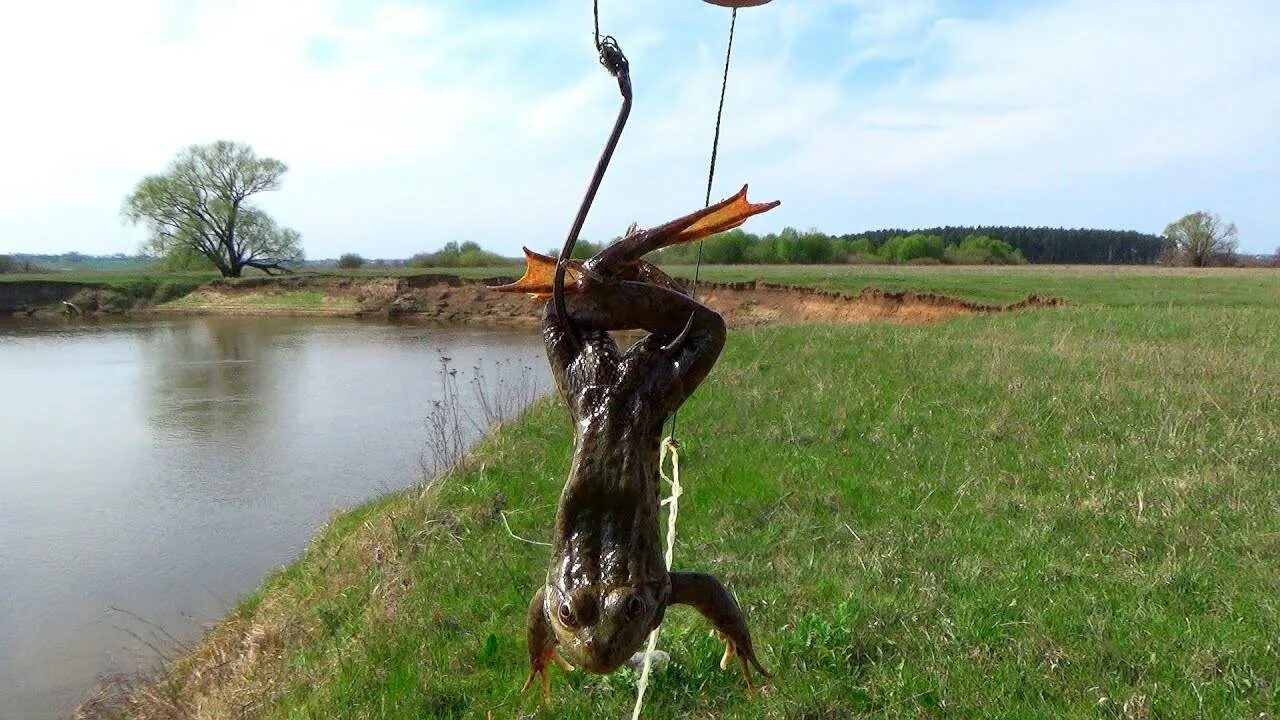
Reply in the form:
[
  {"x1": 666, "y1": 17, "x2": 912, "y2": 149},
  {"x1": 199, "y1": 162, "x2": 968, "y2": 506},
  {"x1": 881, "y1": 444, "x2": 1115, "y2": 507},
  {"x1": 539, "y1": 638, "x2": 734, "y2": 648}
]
[{"x1": 0, "y1": 316, "x2": 550, "y2": 720}]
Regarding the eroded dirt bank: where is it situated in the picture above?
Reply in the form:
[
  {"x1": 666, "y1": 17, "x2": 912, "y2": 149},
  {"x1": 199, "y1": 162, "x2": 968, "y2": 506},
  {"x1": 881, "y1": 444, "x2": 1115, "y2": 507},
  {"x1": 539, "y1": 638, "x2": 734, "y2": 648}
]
[
  {"x1": 0, "y1": 280, "x2": 106, "y2": 314},
  {"x1": 159, "y1": 275, "x2": 1062, "y2": 326},
  {"x1": 696, "y1": 280, "x2": 1062, "y2": 326}
]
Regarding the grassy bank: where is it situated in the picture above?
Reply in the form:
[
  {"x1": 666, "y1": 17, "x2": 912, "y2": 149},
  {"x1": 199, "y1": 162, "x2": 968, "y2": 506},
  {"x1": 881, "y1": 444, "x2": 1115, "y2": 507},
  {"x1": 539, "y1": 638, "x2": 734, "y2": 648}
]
[
  {"x1": 672, "y1": 264, "x2": 1280, "y2": 308},
  {"x1": 0, "y1": 268, "x2": 519, "y2": 316},
  {"x1": 0, "y1": 267, "x2": 514, "y2": 286},
  {"x1": 14, "y1": 264, "x2": 1278, "y2": 316},
  {"x1": 96, "y1": 267, "x2": 1280, "y2": 718}
]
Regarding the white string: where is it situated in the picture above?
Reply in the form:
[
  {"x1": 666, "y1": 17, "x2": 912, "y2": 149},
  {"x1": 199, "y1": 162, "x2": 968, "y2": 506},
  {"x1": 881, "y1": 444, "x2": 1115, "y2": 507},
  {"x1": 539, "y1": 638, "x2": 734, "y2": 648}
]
[
  {"x1": 634, "y1": 7, "x2": 742, "y2": 718},
  {"x1": 631, "y1": 436, "x2": 683, "y2": 720},
  {"x1": 500, "y1": 510, "x2": 553, "y2": 547}
]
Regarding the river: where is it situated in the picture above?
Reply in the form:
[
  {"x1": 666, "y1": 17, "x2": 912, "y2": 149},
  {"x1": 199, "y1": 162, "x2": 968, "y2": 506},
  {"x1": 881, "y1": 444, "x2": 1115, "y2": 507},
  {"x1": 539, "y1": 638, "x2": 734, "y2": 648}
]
[{"x1": 0, "y1": 316, "x2": 550, "y2": 720}]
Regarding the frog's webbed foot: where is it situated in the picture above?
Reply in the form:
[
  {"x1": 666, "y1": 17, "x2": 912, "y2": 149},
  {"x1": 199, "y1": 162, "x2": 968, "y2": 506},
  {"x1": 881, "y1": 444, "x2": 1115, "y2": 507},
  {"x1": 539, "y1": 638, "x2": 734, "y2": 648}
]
[
  {"x1": 490, "y1": 248, "x2": 587, "y2": 299},
  {"x1": 491, "y1": 186, "x2": 779, "y2": 297},
  {"x1": 523, "y1": 649, "x2": 575, "y2": 703},
  {"x1": 524, "y1": 586, "x2": 574, "y2": 702},
  {"x1": 716, "y1": 631, "x2": 770, "y2": 692},
  {"x1": 588, "y1": 186, "x2": 780, "y2": 273},
  {"x1": 669, "y1": 571, "x2": 772, "y2": 690}
]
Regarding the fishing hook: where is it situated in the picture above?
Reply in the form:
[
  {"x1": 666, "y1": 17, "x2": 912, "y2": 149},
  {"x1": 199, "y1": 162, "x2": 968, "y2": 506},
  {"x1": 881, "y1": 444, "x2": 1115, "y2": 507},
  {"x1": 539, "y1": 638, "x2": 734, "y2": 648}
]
[{"x1": 553, "y1": 35, "x2": 632, "y2": 352}]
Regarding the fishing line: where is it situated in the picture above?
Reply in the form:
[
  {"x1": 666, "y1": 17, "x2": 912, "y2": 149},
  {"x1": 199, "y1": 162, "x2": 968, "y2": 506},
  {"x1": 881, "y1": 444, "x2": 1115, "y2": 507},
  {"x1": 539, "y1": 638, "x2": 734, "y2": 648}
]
[
  {"x1": 637, "y1": 10, "x2": 742, "y2": 719},
  {"x1": 667, "y1": 6, "x2": 737, "y2": 442}
]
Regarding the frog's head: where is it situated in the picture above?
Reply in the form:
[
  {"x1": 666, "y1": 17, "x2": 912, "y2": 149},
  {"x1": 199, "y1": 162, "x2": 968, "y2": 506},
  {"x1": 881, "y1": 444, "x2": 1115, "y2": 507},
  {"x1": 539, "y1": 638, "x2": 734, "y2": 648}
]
[{"x1": 547, "y1": 584, "x2": 664, "y2": 673}]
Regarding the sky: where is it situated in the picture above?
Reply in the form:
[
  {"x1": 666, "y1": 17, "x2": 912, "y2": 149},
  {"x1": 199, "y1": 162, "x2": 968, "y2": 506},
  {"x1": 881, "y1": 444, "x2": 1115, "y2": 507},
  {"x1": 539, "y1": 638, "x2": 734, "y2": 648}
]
[{"x1": 1, "y1": 0, "x2": 1276, "y2": 258}]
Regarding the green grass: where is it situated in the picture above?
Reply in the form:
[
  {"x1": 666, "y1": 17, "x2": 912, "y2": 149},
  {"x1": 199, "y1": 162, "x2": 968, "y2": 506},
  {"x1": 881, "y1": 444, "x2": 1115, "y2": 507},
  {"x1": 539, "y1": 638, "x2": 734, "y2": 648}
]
[
  {"x1": 164, "y1": 289, "x2": 332, "y2": 309},
  {"x1": 0, "y1": 269, "x2": 220, "y2": 286},
  {"x1": 303, "y1": 266, "x2": 521, "y2": 280},
  {"x1": 110, "y1": 266, "x2": 1280, "y2": 719},
  {"x1": 17, "y1": 263, "x2": 1278, "y2": 311},
  {"x1": 238, "y1": 290, "x2": 328, "y2": 308},
  {"x1": 0, "y1": 271, "x2": 213, "y2": 309},
  {"x1": 671, "y1": 264, "x2": 1280, "y2": 308}
]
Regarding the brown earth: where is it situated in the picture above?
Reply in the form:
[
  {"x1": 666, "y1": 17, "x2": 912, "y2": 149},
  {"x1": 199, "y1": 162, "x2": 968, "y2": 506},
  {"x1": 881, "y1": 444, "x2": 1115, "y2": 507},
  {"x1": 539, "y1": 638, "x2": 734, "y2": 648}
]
[
  {"x1": 696, "y1": 281, "x2": 1062, "y2": 326},
  {"x1": 159, "y1": 275, "x2": 1062, "y2": 327}
]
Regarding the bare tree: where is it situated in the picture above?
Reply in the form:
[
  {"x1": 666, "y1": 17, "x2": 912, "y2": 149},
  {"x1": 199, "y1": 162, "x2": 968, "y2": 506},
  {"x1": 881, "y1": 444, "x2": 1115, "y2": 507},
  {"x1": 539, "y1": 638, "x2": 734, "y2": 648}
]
[
  {"x1": 124, "y1": 141, "x2": 303, "y2": 277},
  {"x1": 1162, "y1": 211, "x2": 1238, "y2": 267}
]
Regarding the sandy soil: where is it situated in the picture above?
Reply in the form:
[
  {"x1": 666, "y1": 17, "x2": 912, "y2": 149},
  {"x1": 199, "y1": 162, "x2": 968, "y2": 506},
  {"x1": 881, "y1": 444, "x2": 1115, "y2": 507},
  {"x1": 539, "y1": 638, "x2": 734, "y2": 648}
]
[
  {"x1": 157, "y1": 274, "x2": 1062, "y2": 327},
  {"x1": 697, "y1": 281, "x2": 1061, "y2": 327}
]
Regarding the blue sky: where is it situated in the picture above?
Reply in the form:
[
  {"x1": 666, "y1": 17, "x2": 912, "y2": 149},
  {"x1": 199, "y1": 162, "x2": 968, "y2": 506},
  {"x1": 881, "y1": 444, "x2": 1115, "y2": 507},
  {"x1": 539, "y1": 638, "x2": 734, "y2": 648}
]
[{"x1": 1, "y1": 0, "x2": 1276, "y2": 257}]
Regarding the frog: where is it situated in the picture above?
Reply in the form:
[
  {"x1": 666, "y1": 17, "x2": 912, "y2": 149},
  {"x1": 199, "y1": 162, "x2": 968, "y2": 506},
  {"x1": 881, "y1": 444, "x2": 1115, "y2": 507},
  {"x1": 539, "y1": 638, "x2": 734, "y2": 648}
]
[{"x1": 493, "y1": 186, "x2": 780, "y2": 700}]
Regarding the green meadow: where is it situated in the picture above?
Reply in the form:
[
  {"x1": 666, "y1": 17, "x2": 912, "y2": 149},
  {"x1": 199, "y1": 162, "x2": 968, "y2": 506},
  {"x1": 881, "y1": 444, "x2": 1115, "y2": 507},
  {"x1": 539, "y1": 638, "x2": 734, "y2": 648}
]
[
  {"x1": 674, "y1": 263, "x2": 1280, "y2": 307},
  {"x1": 105, "y1": 266, "x2": 1280, "y2": 719}
]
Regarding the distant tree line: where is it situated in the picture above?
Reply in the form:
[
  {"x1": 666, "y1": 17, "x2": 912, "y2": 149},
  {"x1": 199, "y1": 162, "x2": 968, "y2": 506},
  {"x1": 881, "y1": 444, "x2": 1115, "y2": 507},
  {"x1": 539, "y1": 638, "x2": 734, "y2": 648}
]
[
  {"x1": 0, "y1": 255, "x2": 48, "y2": 273},
  {"x1": 409, "y1": 241, "x2": 515, "y2": 268},
  {"x1": 2, "y1": 252, "x2": 149, "y2": 272},
  {"x1": 324, "y1": 212, "x2": 1273, "y2": 270},
  {"x1": 856, "y1": 226, "x2": 1165, "y2": 264},
  {"x1": 389, "y1": 224, "x2": 1168, "y2": 269},
  {"x1": 648, "y1": 225, "x2": 1164, "y2": 265}
]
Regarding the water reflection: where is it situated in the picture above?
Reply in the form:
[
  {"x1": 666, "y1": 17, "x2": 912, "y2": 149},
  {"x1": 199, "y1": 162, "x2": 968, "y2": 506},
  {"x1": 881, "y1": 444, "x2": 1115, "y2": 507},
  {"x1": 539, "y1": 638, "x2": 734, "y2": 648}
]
[
  {"x1": 0, "y1": 317, "x2": 549, "y2": 720},
  {"x1": 141, "y1": 317, "x2": 290, "y2": 441}
]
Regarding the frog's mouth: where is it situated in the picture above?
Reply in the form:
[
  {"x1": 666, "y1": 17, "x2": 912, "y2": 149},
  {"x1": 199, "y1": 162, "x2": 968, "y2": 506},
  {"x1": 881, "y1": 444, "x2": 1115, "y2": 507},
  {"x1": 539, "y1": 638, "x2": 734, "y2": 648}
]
[
  {"x1": 552, "y1": 607, "x2": 656, "y2": 675},
  {"x1": 558, "y1": 631, "x2": 644, "y2": 675}
]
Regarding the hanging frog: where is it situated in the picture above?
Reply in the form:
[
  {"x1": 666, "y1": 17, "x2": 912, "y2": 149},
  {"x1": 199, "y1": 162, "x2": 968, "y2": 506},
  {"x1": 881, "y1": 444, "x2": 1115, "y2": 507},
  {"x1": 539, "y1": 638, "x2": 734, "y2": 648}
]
[{"x1": 493, "y1": 186, "x2": 779, "y2": 699}]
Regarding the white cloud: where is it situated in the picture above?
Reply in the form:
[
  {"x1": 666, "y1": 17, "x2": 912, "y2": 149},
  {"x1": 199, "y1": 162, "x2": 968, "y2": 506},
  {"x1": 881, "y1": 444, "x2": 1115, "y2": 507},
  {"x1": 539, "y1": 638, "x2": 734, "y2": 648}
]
[
  {"x1": 0, "y1": 0, "x2": 1276, "y2": 257},
  {"x1": 730, "y1": 0, "x2": 1280, "y2": 245}
]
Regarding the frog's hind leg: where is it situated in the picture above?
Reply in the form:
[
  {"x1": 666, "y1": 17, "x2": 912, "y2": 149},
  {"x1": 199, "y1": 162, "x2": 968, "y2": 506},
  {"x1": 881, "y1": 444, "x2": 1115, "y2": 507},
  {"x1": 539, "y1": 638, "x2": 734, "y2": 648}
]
[
  {"x1": 554, "y1": 278, "x2": 724, "y2": 421},
  {"x1": 586, "y1": 186, "x2": 779, "y2": 275},
  {"x1": 668, "y1": 571, "x2": 771, "y2": 690},
  {"x1": 564, "y1": 280, "x2": 726, "y2": 418}
]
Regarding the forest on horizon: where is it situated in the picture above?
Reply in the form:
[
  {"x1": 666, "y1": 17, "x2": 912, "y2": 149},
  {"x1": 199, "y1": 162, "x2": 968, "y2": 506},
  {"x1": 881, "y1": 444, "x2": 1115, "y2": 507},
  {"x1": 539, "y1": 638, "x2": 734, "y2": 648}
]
[{"x1": 12, "y1": 223, "x2": 1274, "y2": 272}]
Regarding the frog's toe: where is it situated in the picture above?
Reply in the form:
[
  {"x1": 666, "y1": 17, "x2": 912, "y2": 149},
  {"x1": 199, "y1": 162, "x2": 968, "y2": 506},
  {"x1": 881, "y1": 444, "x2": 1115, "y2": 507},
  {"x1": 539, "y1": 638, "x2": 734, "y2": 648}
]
[
  {"x1": 718, "y1": 633, "x2": 772, "y2": 691},
  {"x1": 521, "y1": 665, "x2": 551, "y2": 702},
  {"x1": 522, "y1": 650, "x2": 574, "y2": 702},
  {"x1": 719, "y1": 636, "x2": 735, "y2": 670}
]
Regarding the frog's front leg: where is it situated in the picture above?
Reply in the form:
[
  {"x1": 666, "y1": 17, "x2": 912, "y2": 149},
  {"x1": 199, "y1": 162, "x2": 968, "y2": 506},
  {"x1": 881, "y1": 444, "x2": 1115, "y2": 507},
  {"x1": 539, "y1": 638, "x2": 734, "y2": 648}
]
[
  {"x1": 523, "y1": 586, "x2": 574, "y2": 701},
  {"x1": 669, "y1": 571, "x2": 771, "y2": 689}
]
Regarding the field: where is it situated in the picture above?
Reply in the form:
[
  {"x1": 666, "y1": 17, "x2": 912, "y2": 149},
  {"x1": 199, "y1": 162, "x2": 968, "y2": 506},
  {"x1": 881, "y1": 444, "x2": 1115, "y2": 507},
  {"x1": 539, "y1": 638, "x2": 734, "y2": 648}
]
[
  {"x1": 675, "y1": 264, "x2": 1280, "y2": 307},
  {"x1": 91, "y1": 266, "x2": 1280, "y2": 719}
]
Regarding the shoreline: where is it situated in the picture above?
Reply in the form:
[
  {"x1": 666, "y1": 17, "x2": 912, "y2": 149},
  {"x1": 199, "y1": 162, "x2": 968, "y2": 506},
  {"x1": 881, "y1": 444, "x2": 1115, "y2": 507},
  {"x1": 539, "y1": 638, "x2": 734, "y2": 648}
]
[{"x1": 5, "y1": 273, "x2": 1064, "y2": 327}]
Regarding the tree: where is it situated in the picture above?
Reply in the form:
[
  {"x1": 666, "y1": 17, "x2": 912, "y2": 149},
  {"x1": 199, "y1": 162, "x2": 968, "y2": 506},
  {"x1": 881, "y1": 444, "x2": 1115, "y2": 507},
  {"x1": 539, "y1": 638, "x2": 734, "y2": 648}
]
[
  {"x1": 410, "y1": 241, "x2": 513, "y2": 268},
  {"x1": 1162, "y1": 211, "x2": 1237, "y2": 267},
  {"x1": 152, "y1": 244, "x2": 219, "y2": 272},
  {"x1": 124, "y1": 141, "x2": 303, "y2": 277},
  {"x1": 943, "y1": 235, "x2": 1026, "y2": 265},
  {"x1": 879, "y1": 234, "x2": 944, "y2": 263},
  {"x1": 337, "y1": 253, "x2": 365, "y2": 269}
]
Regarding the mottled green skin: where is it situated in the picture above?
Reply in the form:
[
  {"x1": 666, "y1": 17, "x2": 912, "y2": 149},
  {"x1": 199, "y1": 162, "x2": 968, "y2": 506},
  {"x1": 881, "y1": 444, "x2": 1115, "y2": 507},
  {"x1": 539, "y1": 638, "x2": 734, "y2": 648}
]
[
  {"x1": 524, "y1": 242, "x2": 769, "y2": 690},
  {"x1": 537, "y1": 281, "x2": 721, "y2": 673}
]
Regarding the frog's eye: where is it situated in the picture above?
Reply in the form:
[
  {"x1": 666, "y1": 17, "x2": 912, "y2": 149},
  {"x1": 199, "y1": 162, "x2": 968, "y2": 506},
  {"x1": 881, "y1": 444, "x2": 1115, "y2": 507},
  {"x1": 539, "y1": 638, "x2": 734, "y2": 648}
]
[
  {"x1": 557, "y1": 599, "x2": 577, "y2": 627},
  {"x1": 624, "y1": 594, "x2": 645, "y2": 620}
]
